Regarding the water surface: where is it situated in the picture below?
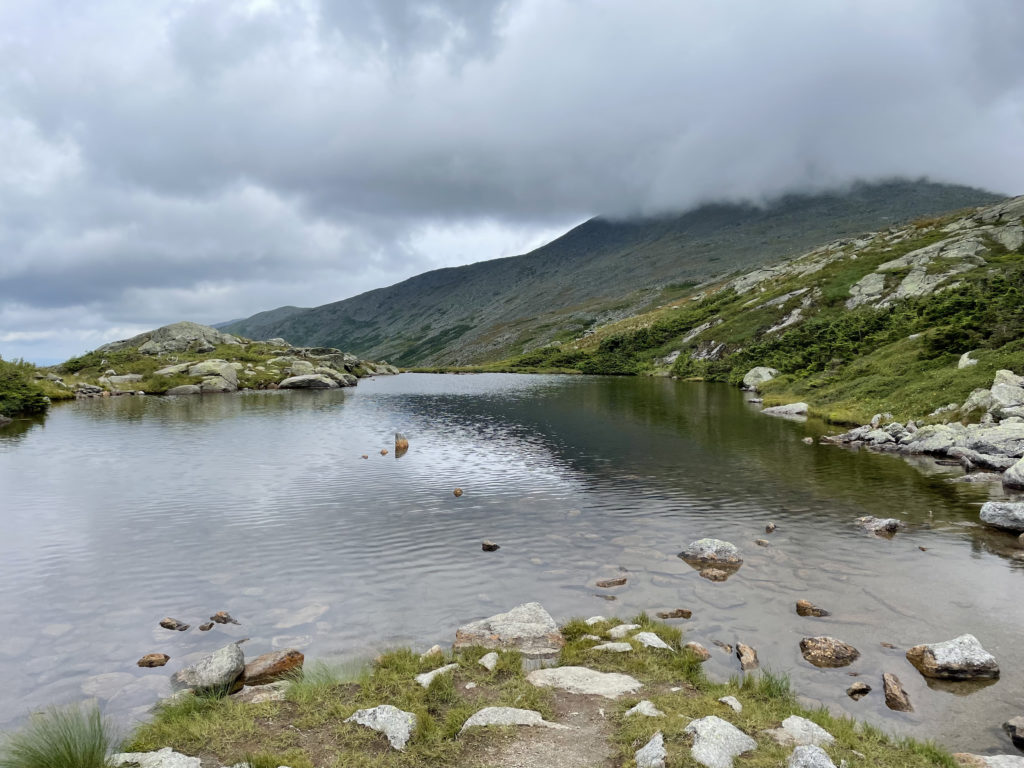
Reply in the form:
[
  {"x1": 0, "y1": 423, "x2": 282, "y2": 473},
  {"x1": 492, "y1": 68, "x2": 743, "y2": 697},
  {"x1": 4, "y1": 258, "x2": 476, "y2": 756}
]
[{"x1": 0, "y1": 374, "x2": 1020, "y2": 754}]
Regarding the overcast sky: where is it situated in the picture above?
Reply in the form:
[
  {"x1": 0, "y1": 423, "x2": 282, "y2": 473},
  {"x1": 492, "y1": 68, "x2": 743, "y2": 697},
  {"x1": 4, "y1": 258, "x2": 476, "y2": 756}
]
[{"x1": 2, "y1": 0, "x2": 1023, "y2": 363}]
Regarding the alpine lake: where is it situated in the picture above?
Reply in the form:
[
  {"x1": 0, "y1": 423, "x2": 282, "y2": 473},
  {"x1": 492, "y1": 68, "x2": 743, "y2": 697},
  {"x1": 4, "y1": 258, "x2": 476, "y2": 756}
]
[{"x1": 0, "y1": 373, "x2": 1020, "y2": 755}]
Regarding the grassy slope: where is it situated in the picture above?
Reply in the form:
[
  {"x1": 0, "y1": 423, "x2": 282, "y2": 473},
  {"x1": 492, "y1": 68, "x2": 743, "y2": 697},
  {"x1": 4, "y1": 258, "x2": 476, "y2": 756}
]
[{"x1": 475, "y1": 206, "x2": 1024, "y2": 425}]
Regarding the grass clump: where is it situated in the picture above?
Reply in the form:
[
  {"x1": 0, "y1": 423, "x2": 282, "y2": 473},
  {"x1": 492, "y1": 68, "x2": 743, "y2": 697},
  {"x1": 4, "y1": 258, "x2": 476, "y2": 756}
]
[{"x1": 0, "y1": 704, "x2": 114, "y2": 768}]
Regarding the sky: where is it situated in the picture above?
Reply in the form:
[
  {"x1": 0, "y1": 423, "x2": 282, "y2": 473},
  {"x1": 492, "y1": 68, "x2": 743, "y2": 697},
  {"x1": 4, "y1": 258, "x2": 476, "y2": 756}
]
[{"x1": 2, "y1": 0, "x2": 1023, "y2": 363}]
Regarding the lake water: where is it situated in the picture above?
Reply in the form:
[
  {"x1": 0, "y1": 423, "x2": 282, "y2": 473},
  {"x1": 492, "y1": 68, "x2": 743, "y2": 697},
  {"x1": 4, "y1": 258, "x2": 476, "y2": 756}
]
[{"x1": 0, "y1": 373, "x2": 1021, "y2": 754}]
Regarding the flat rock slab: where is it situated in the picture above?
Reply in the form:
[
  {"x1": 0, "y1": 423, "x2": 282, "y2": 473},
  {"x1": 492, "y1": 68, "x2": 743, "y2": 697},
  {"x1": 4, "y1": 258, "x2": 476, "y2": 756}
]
[
  {"x1": 416, "y1": 663, "x2": 459, "y2": 688},
  {"x1": 788, "y1": 745, "x2": 838, "y2": 768},
  {"x1": 626, "y1": 700, "x2": 665, "y2": 717},
  {"x1": 608, "y1": 623, "x2": 641, "y2": 639},
  {"x1": 345, "y1": 704, "x2": 417, "y2": 750},
  {"x1": 906, "y1": 634, "x2": 999, "y2": 679},
  {"x1": 762, "y1": 402, "x2": 809, "y2": 417},
  {"x1": 684, "y1": 715, "x2": 757, "y2": 768},
  {"x1": 170, "y1": 643, "x2": 244, "y2": 692},
  {"x1": 636, "y1": 731, "x2": 667, "y2": 768},
  {"x1": 454, "y1": 602, "x2": 565, "y2": 657},
  {"x1": 592, "y1": 642, "x2": 632, "y2": 652},
  {"x1": 764, "y1": 715, "x2": 835, "y2": 747},
  {"x1": 954, "y1": 755, "x2": 1024, "y2": 767},
  {"x1": 527, "y1": 666, "x2": 643, "y2": 699},
  {"x1": 231, "y1": 681, "x2": 291, "y2": 704},
  {"x1": 110, "y1": 748, "x2": 201, "y2": 768},
  {"x1": 460, "y1": 706, "x2": 568, "y2": 733},
  {"x1": 635, "y1": 631, "x2": 673, "y2": 651}
]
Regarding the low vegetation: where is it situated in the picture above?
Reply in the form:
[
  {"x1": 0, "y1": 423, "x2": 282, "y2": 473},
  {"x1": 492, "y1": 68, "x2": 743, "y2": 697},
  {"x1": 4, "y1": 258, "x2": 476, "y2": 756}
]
[
  {"x1": 0, "y1": 704, "x2": 114, "y2": 768},
  {"x1": 0, "y1": 357, "x2": 51, "y2": 419}
]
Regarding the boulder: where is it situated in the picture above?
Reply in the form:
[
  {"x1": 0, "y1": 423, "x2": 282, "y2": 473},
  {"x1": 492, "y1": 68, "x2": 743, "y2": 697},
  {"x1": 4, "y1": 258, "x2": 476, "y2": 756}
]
[
  {"x1": 636, "y1": 731, "x2": 667, "y2": 768},
  {"x1": 762, "y1": 402, "x2": 809, "y2": 417},
  {"x1": 626, "y1": 700, "x2": 665, "y2": 717},
  {"x1": 905, "y1": 634, "x2": 999, "y2": 679},
  {"x1": 764, "y1": 715, "x2": 835, "y2": 747},
  {"x1": 170, "y1": 643, "x2": 245, "y2": 692},
  {"x1": 980, "y1": 502, "x2": 1024, "y2": 532},
  {"x1": 683, "y1": 715, "x2": 757, "y2": 768},
  {"x1": 243, "y1": 649, "x2": 304, "y2": 686},
  {"x1": 99, "y1": 322, "x2": 241, "y2": 355},
  {"x1": 165, "y1": 384, "x2": 201, "y2": 396},
  {"x1": 344, "y1": 705, "x2": 417, "y2": 750},
  {"x1": 199, "y1": 376, "x2": 236, "y2": 393},
  {"x1": 526, "y1": 666, "x2": 643, "y2": 699},
  {"x1": 635, "y1": 631, "x2": 673, "y2": 651},
  {"x1": 796, "y1": 600, "x2": 830, "y2": 617},
  {"x1": 415, "y1": 663, "x2": 459, "y2": 688},
  {"x1": 961, "y1": 388, "x2": 997, "y2": 415},
  {"x1": 904, "y1": 424, "x2": 960, "y2": 453},
  {"x1": 742, "y1": 367, "x2": 780, "y2": 390},
  {"x1": 679, "y1": 539, "x2": 743, "y2": 565},
  {"x1": 1003, "y1": 717, "x2": 1024, "y2": 751},
  {"x1": 965, "y1": 424, "x2": 1024, "y2": 458},
  {"x1": 454, "y1": 602, "x2": 565, "y2": 657},
  {"x1": 187, "y1": 360, "x2": 238, "y2": 387},
  {"x1": 109, "y1": 748, "x2": 201, "y2": 768},
  {"x1": 685, "y1": 642, "x2": 711, "y2": 661},
  {"x1": 278, "y1": 374, "x2": 339, "y2": 389},
  {"x1": 289, "y1": 360, "x2": 316, "y2": 375},
  {"x1": 735, "y1": 643, "x2": 758, "y2": 670},
  {"x1": 137, "y1": 653, "x2": 170, "y2": 668},
  {"x1": 882, "y1": 672, "x2": 912, "y2": 711},
  {"x1": 459, "y1": 706, "x2": 568, "y2": 733},
  {"x1": 1004, "y1": 457, "x2": 1024, "y2": 489},
  {"x1": 788, "y1": 745, "x2": 838, "y2": 768},
  {"x1": 799, "y1": 637, "x2": 860, "y2": 668}
]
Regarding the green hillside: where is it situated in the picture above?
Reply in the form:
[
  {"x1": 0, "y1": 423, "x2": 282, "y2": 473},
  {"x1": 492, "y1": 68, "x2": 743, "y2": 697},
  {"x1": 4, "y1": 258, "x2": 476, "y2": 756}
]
[{"x1": 223, "y1": 180, "x2": 1000, "y2": 366}]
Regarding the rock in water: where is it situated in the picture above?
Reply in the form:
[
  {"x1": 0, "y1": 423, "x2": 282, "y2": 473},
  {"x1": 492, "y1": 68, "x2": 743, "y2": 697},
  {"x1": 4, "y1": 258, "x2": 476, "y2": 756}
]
[
  {"x1": 685, "y1": 642, "x2": 712, "y2": 661},
  {"x1": 796, "y1": 600, "x2": 831, "y2": 617},
  {"x1": 459, "y1": 706, "x2": 568, "y2": 733},
  {"x1": 1003, "y1": 717, "x2": 1024, "y2": 750},
  {"x1": 482, "y1": 540, "x2": 500, "y2": 552},
  {"x1": 683, "y1": 715, "x2": 757, "y2": 768},
  {"x1": 635, "y1": 731, "x2": 667, "y2": 768},
  {"x1": 137, "y1": 653, "x2": 170, "y2": 668},
  {"x1": 856, "y1": 516, "x2": 906, "y2": 535},
  {"x1": 656, "y1": 608, "x2": 692, "y2": 619},
  {"x1": 799, "y1": 637, "x2": 860, "y2": 668},
  {"x1": 596, "y1": 576, "x2": 627, "y2": 588},
  {"x1": 454, "y1": 602, "x2": 564, "y2": 657},
  {"x1": 980, "y1": 502, "x2": 1024, "y2": 533},
  {"x1": 764, "y1": 716, "x2": 835, "y2": 747},
  {"x1": 159, "y1": 617, "x2": 190, "y2": 631},
  {"x1": 345, "y1": 705, "x2": 417, "y2": 750},
  {"x1": 883, "y1": 673, "x2": 913, "y2": 711},
  {"x1": 210, "y1": 611, "x2": 240, "y2": 625},
  {"x1": 243, "y1": 649, "x2": 304, "y2": 686},
  {"x1": 765, "y1": 522, "x2": 777, "y2": 533},
  {"x1": 109, "y1": 747, "x2": 201, "y2": 768},
  {"x1": 526, "y1": 666, "x2": 643, "y2": 699},
  {"x1": 453, "y1": 487, "x2": 463, "y2": 497},
  {"x1": 1004, "y1": 457, "x2": 1024, "y2": 489},
  {"x1": 762, "y1": 402, "x2": 809, "y2": 417},
  {"x1": 198, "y1": 622, "x2": 214, "y2": 631},
  {"x1": 847, "y1": 682, "x2": 871, "y2": 700},
  {"x1": 395, "y1": 432, "x2": 409, "y2": 451},
  {"x1": 788, "y1": 745, "x2": 838, "y2": 768},
  {"x1": 905, "y1": 634, "x2": 1000, "y2": 679},
  {"x1": 736, "y1": 643, "x2": 758, "y2": 670},
  {"x1": 679, "y1": 539, "x2": 743, "y2": 565},
  {"x1": 278, "y1": 374, "x2": 338, "y2": 389},
  {"x1": 170, "y1": 643, "x2": 245, "y2": 692}
]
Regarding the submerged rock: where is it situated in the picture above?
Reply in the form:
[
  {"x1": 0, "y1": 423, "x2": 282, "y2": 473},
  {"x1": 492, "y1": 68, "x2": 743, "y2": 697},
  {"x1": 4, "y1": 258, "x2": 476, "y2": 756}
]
[
  {"x1": 526, "y1": 666, "x2": 643, "y2": 699},
  {"x1": 635, "y1": 731, "x2": 667, "y2": 768},
  {"x1": 596, "y1": 576, "x2": 627, "y2": 588},
  {"x1": 656, "y1": 608, "x2": 692, "y2": 619},
  {"x1": 856, "y1": 516, "x2": 906, "y2": 535},
  {"x1": 796, "y1": 600, "x2": 831, "y2": 617},
  {"x1": 906, "y1": 634, "x2": 999, "y2": 680},
  {"x1": 980, "y1": 502, "x2": 1024, "y2": 532},
  {"x1": 460, "y1": 706, "x2": 567, "y2": 733},
  {"x1": 454, "y1": 602, "x2": 564, "y2": 658},
  {"x1": 683, "y1": 715, "x2": 757, "y2": 768},
  {"x1": 799, "y1": 636, "x2": 860, "y2": 668},
  {"x1": 883, "y1": 673, "x2": 913, "y2": 711},
  {"x1": 345, "y1": 705, "x2": 417, "y2": 750}
]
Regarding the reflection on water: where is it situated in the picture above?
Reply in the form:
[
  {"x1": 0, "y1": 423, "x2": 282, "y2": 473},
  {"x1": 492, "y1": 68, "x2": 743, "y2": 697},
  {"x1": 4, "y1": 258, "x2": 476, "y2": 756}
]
[{"x1": 0, "y1": 374, "x2": 1021, "y2": 754}]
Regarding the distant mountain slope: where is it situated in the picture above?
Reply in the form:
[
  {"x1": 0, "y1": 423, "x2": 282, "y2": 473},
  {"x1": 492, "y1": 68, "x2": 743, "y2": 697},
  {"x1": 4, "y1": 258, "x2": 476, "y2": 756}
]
[{"x1": 223, "y1": 180, "x2": 1002, "y2": 365}]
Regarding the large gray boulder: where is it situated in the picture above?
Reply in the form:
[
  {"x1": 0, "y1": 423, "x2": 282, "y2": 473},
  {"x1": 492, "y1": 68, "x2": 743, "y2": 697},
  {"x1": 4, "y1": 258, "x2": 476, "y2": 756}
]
[
  {"x1": 903, "y1": 424, "x2": 961, "y2": 453},
  {"x1": 964, "y1": 423, "x2": 1024, "y2": 458},
  {"x1": 170, "y1": 643, "x2": 245, "y2": 692},
  {"x1": 683, "y1": 715, "x2": 757, "y2": 768},
  {"x1": 188, "y1": 360, "x2": 238, "y2": 391},
  {"x1": 743, "y1": 367, "x2": 780, "y2": 390},
  {"x1": 1004, "y1": 457, "x2": 1024, "y2": 489},
  {"x1": 278, "y1": 374, "x2": 339, "y2": 389},
  {"x1": 454, "y1": 602, "x2": 565, "y2": 657},
  {"x1": 788, "y1": 745, "x2": 837, "y2": 768},
  {"x1": 98, "y1": 321, "x2": 241, "y2": 354},
  {"x1": 526, "y1": 666, "x2": 643, "y2": 699},
  {"x1": 980, "y1": 502, "x2": 1024, "y2": 532},
  {"x1": 906, "y1": 634, "x2": 999, "y2": 680},
  {"x1": 679, "y1": 539, "x2": 742, "y2": 565},
  {"x1": 345, "y1": 704, "x2": 417, "y2": 750},
  {"x1": 459, "y1": 706, "x2": 568, "y2": 733},
  {"x1": 109, "y1": 748, "x2": 201, "y2": 768}
]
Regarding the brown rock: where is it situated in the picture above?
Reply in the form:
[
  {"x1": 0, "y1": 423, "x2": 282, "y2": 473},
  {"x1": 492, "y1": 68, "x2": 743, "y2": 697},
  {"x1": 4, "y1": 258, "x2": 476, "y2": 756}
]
[
  {"x1": 799, "y1": 636, "x2": 860, "y2": 667},
  {"x1": 482, "y1": 540, "x2": 500, "y2": 552},
  {"x1": 210, "y1": 611, "x2": 240, "y2": 625},
  {"x1": 880, "y1": 642, "x2": 898, "y2": 649},
  {"x1": 1018, "y1": 532, "x2": 1024, "y2": 547},
  {"x1": 713, "y1": 640, "x2": 733, "y2": 654},
  {"x1": 137, "y1": 653, "x2": 170, "y2": 668},
  {"x1": 755, "y1": 539, "x2": 770, "y2": 547},
  {"x1": 159, "y1": 617, "x2": 190, "y2": 631},
  {"x1": 952, "y1": 754, "x2": 987, "y2": 768},
  {"x1": 883, "y1": 672, "x2": 913, "y2": 711},
  {"x1": 596, "y1": 576, "x2": 627, "y2": 588},
  {"x1": 395, "y1": 432, "x2": 409, "y2": 452},
  {"x1": 1003, "y1": 716, "x2": 1024, "y2": 750},
  {"x1": 736, "y1": 643, "x2": 759, "y2": 670},
  {"x1": 199, "y1": 623, "x2": 214, "y2": 631},
  {"x1": 846, "y1": 682, "x2": 871, "y2": 700},
  {"x1": 242, "y1": 649, "x2": 305, "y2": 686},
  {"x1": 905, "y1": 636, "x2": 1000, "y2": 680},
  {"x1": 656, "y1": 609, "x2": 692, "y2": 620},
  {"x1": 765, "y1": 522, "x2": 777, "y2": 533},
  {"x1": 700, "y1": 567, "x2": 730, "y2": 582},
  {"x1": 361, "y1": 454, "x2": 369, "y2": 459},
  {"x1": 796, "y1": 599, "x2": 831, "y2": 618},
  {"x1": 380, "y1": 448, "x2": 388, "y2": 456},
  {"x1": 684, "y1": 642, "x2": 711, "y2": 662},
  {"x1": 453, "y1": 488, "x2": 463, "y2": 497}
]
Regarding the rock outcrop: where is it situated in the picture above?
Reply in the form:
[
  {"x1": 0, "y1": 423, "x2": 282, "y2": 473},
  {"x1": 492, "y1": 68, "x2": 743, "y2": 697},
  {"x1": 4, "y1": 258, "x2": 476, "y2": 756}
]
[{"x1": 454, "y1": 602, "x2": 565, "y2": 657}]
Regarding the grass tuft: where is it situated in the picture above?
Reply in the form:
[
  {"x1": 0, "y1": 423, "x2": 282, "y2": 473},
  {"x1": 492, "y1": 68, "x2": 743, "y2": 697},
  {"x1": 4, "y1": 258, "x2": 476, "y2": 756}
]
[{"x1": 0, "y1": 704, "x2": 114, "y2": 768}]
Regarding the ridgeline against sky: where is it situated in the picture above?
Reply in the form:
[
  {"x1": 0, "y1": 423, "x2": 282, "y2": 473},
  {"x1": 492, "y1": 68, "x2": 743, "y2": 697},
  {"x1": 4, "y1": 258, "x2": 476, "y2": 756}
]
[{"x1": 2, "y1": 0, "x2": 1023, "y2": 362}]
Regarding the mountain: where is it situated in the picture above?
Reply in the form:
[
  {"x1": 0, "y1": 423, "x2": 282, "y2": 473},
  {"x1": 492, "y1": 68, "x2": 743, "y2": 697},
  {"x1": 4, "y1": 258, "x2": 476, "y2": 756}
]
[{"x1": 223, "y1": 180, "x2": 1002, "y2": 366}]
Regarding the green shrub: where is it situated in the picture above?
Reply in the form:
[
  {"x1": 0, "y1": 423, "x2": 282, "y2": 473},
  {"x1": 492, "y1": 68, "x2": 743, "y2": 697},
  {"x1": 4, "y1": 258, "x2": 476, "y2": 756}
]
[
  {"x1": 0, "y1": 704, "x2": 114, "y2": 768},
  {"x1": 0, "y1": 358, "x2": 49, "y2": 418}
]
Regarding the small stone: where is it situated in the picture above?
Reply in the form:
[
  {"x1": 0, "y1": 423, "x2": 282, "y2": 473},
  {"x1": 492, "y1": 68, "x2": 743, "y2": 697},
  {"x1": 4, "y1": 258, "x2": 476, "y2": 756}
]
[
  {"x1": 755, "y1": 539, "x2": 770, "y2": 546},
  {"x1": 883, "y1": 673, "x2": 913, "y2": 712},
  {"x1": 626, "y1": 700, "x2": 665, "y2": 717},
  {"x1": 380, "y1": 449, "x2": 388, "y2": 455},
  {"x1": 802, "y1": 437, "x2": 814, "y2": 445},
  {"x1": 210, "y1": 611, "x2": 240, "y2": 625},
  {"x1": 800, "y1": 637, "x2": 860, "y2": 668},
  {"x1": 713, "y1": 640, "x2": 734, "y2": 654},
  {"x1": 581, "y1": 634, "x2": 601, "y2": 641},
  {"x1": 608, "y1": 623, "x2": 640, "y2": 639},
  {"x1": 482, "y1": 540, "x2": 500, "y2": 552},
  {"x1": 764, "y1": 715, "x2": 835, "y2": 747},
  {"x1": 453, "y1": 488, "x2": 463, "y2": 497},
  {"x1": 635, "y1": 631, "x2": 673, "y2": 651},
  {"x1": 905, "y1": 634, "x2": 999, "y2": 680},
  {"x1": 766, "y1": 522, "x2": 777, "y2": 533},
  {"x1": 635, "y1": 731, "x2": 667, "y2": 768},
  {"x1": 415, "y1": 663, "x2": 459, "y2": 688},
  {"x1": 700, "y1": 567, "x2": 731, "y2": 581},
  {"x1": 465, "y1": 682, "x2": 477, "y2": 689},
  {"x1": 846, "y1": 682, "x2": 871, "y2": 700},
  {"x1": 788, "y1": 745, "x2": 838, "y2": 768},
  {"x1": 684, "y1": 715, "x2": 757, "y2": 768},
  {"x1": 159, "y1": 617, "x2": 190, "y2": 632},
  {"x1": 420, "y1": 644, "x2": 443, "y2": 659},
  {"x1": 718, "y1": 695, "x2": 742, "y2": 712},
  {"x1": 1002, "y1": 716, "x2": 1024, "y2": 750},
  {"x1": 526, "y1": 666, "x2": 643, "y2": 699},
  {"x1": 137, "y1": 653, "x2": 170, "y2": 668},
  {"x1": 199, "y1": 623, "x2": 214, "y2": 631},
  {"x1": 584, "y1": 616, "x2": 606, "y2": 625},
  {"x1": 478, "y1": 652, "x2": 499, "y2": 671},
  {"x1": 685, "y1": 642, "x2": 712, "y2": 661},
  {"x1": 796, "y1": 600, "x2": 831, "y2": 618},
  {"x1": 345, "y1": 704, "x2": 417, "y2": 750},
  {"x1": 656, "y1": 608, "x2": 692, "y2": 619},
  {"x1": 593, "y1": 642, "x2": 633, "y2": 652},
  {"x1": 596, "y1": 576, "x2": 627, "y2": 588},
  {"x1": 459, "y1": 706, "x2": 568, "y2": 733},
  {"x1": 361, "y1": 454, "x2": 368, "y2": 459},
  {"x1": 736, "y1": 643, "x2": 758, "y2": 670}
]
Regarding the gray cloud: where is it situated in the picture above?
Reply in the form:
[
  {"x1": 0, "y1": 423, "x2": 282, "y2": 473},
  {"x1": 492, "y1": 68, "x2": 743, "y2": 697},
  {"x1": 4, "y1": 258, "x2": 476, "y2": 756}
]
[{"x1": 1, "y1": 0, "x2": 1023, "y2": 362}]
